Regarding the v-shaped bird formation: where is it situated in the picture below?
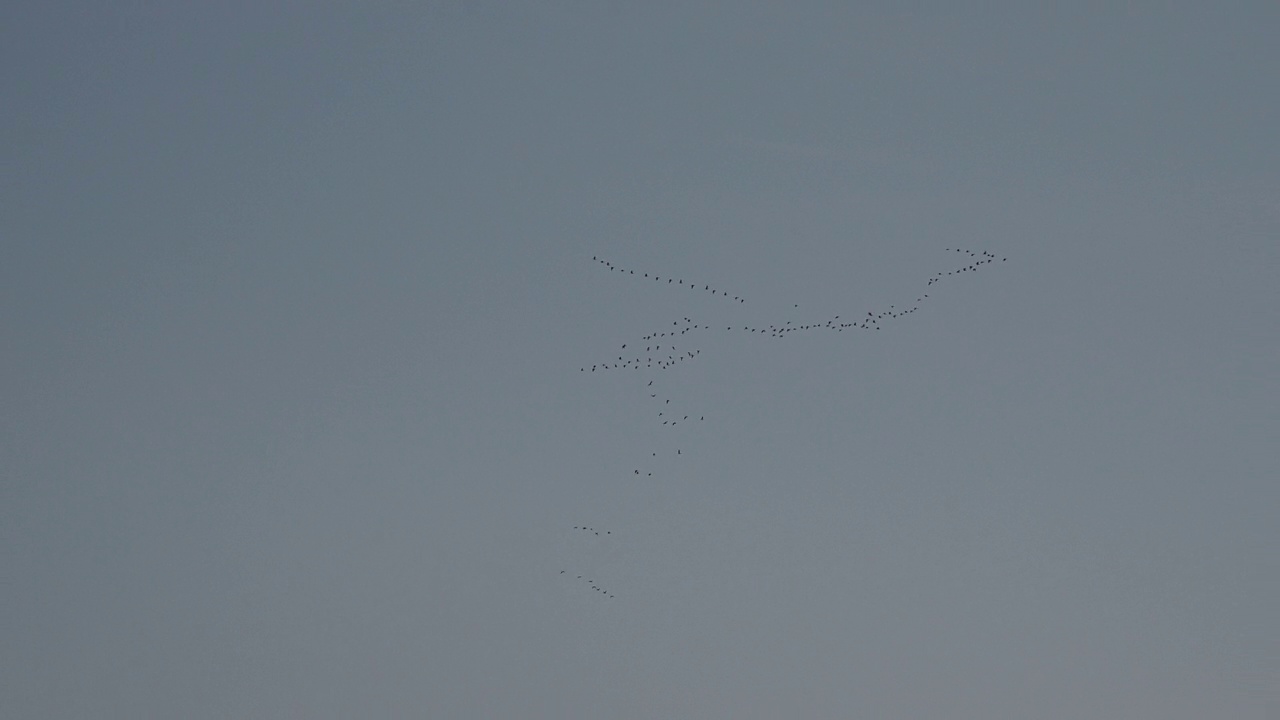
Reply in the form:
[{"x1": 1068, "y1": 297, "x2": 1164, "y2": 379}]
[{"x1": 561, "y1": 249, "x2": 1008, "y2": 600}]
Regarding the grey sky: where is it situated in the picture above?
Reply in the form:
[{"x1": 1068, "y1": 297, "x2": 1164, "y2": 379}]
[{"x1": 2, "y1": 2, "x2": 1277, "y2": 718}]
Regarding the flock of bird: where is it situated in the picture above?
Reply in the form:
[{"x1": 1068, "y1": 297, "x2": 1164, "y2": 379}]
[
  {"x1": 928, "y1": 248, "x2": 1005, "y2": 286},
  {"x1": 562, "y1": 249, "x2": 1008, "y2": 600},
  {"x1": 560, "y1": 570, "x2": 614, "y2": 599},
  {"x1": 592, "y1": 256, "x2": 747, "y2": 303}
]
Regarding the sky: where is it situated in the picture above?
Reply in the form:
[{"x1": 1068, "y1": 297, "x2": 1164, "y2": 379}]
[{"x1": 2, "y1": 2, "x2": 1277, "y2": 718}]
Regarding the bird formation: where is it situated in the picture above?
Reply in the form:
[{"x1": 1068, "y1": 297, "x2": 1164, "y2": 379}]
[
  {"x1": 592, "y1": 256, "x2": 746, "y2": 303},
  {"x1": 564, "y1": 572, "x2": 614, "y2": 599},
  {"x1": 563, "y1": 249, "x2": 1009, "y2": 601},
  {"x1": 571, "y1": 526, "x2": 611, "y2": 536},
  {"x1": 583, "y1": 248, "x2": 1008, "y2": 363},
  {"x1": 561, "y1": 523, "x2": 619, "y2": 599},
  {"x1": 927, "y1": 248, "x2": 1007, "y2": 287}
]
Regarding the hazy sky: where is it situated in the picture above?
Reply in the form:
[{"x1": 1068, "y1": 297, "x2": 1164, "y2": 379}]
[{"x1": 3, "y1": 2, "x2": 1277, "y2": 718}]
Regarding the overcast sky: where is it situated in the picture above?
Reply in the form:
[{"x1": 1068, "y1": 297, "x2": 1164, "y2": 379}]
[{"x1": 3, "y1": 2, "x2": 1277, "y2": 718}]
